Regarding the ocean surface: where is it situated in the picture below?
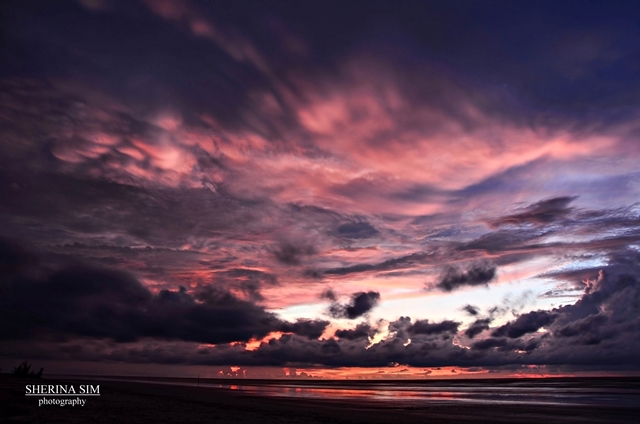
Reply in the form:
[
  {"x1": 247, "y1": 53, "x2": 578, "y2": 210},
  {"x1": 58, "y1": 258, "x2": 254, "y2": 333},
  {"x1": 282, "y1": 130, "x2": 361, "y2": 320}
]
[{"x1": 50, "y1": 375, "x2": 640, "y2": 409}]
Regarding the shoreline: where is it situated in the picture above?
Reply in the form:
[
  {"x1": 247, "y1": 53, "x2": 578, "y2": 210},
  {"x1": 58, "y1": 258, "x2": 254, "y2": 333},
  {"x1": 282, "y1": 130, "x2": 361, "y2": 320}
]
[{"x1": 2, "y1": 375, "x2": 639, "y2": 423}]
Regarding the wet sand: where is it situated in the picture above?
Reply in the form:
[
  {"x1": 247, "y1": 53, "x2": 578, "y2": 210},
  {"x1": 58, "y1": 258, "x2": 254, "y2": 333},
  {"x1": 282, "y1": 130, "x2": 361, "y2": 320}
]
[{"x1": 2, "y1": 376, "x2": 639, "y2": 424}]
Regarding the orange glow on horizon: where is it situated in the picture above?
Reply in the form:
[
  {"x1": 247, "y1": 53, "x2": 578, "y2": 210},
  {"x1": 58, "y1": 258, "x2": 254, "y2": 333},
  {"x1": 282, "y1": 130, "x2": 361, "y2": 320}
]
[{"x1": 244, "y1": 332, "x2": 286, "y2": 351}]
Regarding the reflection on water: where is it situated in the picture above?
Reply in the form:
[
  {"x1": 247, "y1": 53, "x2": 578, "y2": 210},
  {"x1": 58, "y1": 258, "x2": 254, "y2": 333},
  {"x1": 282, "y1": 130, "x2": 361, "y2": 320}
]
[
  {"x1": 58, "y1": 375, "x2": 640, "y2": 409},
  {"x1": 207, "y1": 381, "x2": 640, "y2": 408}
]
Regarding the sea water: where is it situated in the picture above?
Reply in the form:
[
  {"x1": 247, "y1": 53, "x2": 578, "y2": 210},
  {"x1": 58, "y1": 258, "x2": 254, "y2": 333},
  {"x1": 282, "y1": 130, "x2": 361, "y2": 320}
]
[{"x1": 51, "y1": 376, "x2": 640, "y2": 409}]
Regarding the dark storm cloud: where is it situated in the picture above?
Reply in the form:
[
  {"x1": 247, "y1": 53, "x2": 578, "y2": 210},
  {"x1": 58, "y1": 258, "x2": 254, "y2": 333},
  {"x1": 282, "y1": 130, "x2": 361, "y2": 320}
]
[
  {"x1": 491, "y1": 311, "x2": 557, "y2": 339},
  {"x1": 279, "y1": 319, "x2": 330, "y2": 340},
  {"x1": 465, "y1": 318, "x2": 492, "y2": 339},
  {"x1": 409, "y1": 319, "x2": 460, "y2": 336},
  {"x1": 334, "y1": 323, "x2": 372, "y2": 340},
  {"x1": 0, "y1": 264, "x2": 282, "y2": 344},
  {"x1": 388, "y1": 316, "x2": 413, "y2": 339},
  {"x1": 470, "y1": 337, "x2": 507, "y2": 351},
  {"x1": 434, "y1": 260, "x2": 496, "y2": 292},
  {"x1": 462, "y1": 292, "x2": 539, "y2": 340},
  {"x1": 545, "y1": 252, "x2": 640, "y2": 350},
  {"x1": 328, "y1": 291, "x2": 381, "y2": 319},
  {"x1": 5, "y1": 251, "x2": 640, "y2": 369},
  {"x1": 0, "y1": 240, "x2": 328, "y2": 344},
  {"x1": 4, "y1": 248, "x2": 640, "y2": 371},
  {"x1": 471, "y1": 337, "x2": 539, "y2": 352},
  {"x1": 554, "y1": 314, "x2": 608, "y2": 345},
  {"x1": 490, "y1": 197, "x2": 577, "y2": 228}
]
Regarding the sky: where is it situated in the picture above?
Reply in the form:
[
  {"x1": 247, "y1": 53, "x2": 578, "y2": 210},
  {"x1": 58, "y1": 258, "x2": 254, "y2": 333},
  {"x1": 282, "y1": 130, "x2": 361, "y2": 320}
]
[{"x1": 2, "y1": 0, "x2": 640, "y2": 379}]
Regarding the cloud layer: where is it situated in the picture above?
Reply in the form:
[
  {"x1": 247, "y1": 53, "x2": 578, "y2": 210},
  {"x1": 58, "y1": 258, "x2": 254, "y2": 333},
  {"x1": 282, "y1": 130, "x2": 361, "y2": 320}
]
[{"x1": 1, "y1": 0, "x2": 640, "y2": 373}]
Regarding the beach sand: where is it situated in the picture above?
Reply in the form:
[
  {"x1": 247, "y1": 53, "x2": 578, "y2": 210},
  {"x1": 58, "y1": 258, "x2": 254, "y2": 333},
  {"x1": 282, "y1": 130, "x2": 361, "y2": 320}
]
[{"x1": 2, "y1": 376, "x2": 639, "y2": 424}]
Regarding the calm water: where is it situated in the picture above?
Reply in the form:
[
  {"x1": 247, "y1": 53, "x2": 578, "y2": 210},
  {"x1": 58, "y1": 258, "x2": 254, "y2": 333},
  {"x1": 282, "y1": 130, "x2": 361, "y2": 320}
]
[{"x1": 52, "y1": 375, "x2": 640, "y2": 409}]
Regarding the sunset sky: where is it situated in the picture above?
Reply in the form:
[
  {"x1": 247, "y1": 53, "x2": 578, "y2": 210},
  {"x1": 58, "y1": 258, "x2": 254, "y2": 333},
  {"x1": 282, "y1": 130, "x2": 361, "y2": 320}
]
[{"x1": 2, "y1": 0, "x2": 640, "y2": 379}]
